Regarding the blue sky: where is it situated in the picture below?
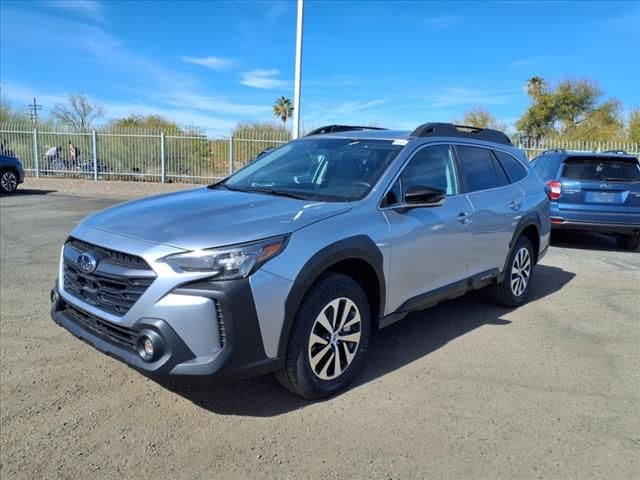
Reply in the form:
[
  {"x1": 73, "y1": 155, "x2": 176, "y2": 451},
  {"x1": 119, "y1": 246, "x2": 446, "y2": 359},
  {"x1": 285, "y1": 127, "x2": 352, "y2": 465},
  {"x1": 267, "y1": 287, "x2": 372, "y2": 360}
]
[{"x1": 1, "y1": 0, "x2": 639, "y2": 134}]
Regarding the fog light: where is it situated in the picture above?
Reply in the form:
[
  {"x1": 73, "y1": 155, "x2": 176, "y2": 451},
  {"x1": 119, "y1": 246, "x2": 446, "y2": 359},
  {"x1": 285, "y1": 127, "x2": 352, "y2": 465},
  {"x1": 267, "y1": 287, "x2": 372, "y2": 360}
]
[
  {"x1": 51, "y1": 290, "x2": 59, "y2": 304},
  {"x1": 143, "y1": 337, "x2": 154, "y2": 356},
  {"x1": 137, "y1": 331, "x2": 164, "y2": 362}
]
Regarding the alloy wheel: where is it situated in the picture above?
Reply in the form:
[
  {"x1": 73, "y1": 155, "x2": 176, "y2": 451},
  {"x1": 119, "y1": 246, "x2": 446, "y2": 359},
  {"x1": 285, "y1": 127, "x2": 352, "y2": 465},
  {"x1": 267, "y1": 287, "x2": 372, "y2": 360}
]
[
  {"x1": 1, "y1": 171, "x2": 18, "y2": 193},
  {"x1": 510, "y1": 247, "x2": 531, "y2": 297},
  {"x1": 307, "y1": 297, "x2": 362, "y2": 381}
]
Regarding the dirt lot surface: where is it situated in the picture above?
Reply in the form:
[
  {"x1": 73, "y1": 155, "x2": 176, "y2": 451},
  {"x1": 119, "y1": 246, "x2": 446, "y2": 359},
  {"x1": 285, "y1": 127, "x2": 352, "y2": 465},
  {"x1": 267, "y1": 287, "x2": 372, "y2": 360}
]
[{"x1": 1, "y1": 179, "x2": 639, "y2": 479}]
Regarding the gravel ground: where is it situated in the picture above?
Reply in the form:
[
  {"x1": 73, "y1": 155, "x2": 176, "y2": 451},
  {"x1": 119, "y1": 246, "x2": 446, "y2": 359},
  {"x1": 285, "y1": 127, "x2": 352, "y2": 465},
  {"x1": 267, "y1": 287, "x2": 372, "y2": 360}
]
[
  {"x1": 1, "y1": 180, "x2": 639, "y2": 479},
  {"x1": 18, "y1": 176, "x2": 201, "y2": 200}
]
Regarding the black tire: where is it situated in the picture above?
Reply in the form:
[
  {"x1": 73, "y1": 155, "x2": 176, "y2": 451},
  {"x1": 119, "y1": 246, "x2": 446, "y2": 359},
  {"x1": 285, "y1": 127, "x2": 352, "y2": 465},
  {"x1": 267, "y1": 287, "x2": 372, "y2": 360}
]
[
  {"x1": 275, "y1": 273, "x2": 371, "y2": 399},
  {"x1": 616, "y1": 234, "x2": 640, "y2": 251},
  {"x1": 0, "y1": 169, "x2": 19, "y2": 194},
  {"x1": 489, "y1": 236, "x2": 535, "y2": 308}
]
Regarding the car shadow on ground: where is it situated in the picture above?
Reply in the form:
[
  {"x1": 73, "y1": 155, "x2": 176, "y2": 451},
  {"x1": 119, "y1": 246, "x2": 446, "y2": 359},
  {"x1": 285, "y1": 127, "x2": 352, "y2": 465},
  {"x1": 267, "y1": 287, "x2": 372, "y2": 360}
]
[
  {"x1": 0, "y1": 188, "x2": 57, "y2": 197},
  {"x1": 550, "y1": 230, "x2": 632, "y2": 252},
  {"x1": 159, "y1": 264, "x2": 576, "y2": 417}
]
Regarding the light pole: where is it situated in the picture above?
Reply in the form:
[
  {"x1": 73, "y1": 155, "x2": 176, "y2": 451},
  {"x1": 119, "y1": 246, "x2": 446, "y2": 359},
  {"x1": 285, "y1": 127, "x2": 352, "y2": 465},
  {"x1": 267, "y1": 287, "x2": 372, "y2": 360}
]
[{"x1": 292, "y1": 0, "x2": 304, "y2": 139}]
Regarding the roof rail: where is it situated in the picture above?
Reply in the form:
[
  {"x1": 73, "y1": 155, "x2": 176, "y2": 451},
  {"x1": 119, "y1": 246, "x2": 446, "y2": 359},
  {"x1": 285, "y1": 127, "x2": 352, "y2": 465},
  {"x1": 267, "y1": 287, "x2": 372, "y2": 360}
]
[
  {"x1": 601, "y1": 149, "x2": 628, "y2": 155},
  {"x1": 304, "y1": 125, "x2": 388, "y2": 136},
  {"x1": 541, "y1": 148, "x2": 567, "y2": 154},
  {"x1": 410, "y1": 122, "x2": 512, "y2": 146}
]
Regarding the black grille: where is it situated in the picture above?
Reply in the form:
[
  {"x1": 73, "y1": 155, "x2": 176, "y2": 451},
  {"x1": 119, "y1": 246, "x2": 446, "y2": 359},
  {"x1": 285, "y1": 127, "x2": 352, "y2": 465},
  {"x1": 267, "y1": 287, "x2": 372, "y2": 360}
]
[
  {"x1": 63, "y1": 238, "x2": 155, "y2": 316},
  {"x1": 64, "y1": 303, "x2": 139, "y2": 351},
  {"x1": 66, "y1": 237, "x2": 149, "y2": 269}
]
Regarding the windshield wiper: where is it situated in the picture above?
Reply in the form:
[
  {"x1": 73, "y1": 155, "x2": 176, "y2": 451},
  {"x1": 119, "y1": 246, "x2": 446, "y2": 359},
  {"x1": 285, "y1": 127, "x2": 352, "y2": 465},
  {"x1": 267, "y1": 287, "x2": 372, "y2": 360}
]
[
  {"x1": 208, "y1": 181, "x2": 250, "y2": 192},
  {"x1": 246, "y1": 187, "x2": 309, "y2": 200}
]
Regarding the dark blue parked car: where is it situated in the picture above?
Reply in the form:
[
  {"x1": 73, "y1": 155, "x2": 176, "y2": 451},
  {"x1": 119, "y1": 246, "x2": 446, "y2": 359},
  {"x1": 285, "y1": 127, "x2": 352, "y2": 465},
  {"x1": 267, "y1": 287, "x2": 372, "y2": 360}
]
[
  {"x1": 531, "y1": 149, "x2": 640, "y2": 250},
  {"x1": 0, "y1": 153, "x2": 25, "y2": 194}
]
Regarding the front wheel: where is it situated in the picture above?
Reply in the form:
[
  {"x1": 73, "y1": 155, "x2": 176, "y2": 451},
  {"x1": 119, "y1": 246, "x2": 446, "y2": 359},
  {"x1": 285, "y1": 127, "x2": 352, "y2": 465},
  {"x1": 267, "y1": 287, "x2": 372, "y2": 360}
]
[
  {"x1": 275, "y1": 273, "x2": 371, "y2": 399},
  {"x1": 489, "y1": 236, "x2": 535, "y2": 308},
  {"x1": 0, "y1": 169, "x2": 19, "y2": 193}
]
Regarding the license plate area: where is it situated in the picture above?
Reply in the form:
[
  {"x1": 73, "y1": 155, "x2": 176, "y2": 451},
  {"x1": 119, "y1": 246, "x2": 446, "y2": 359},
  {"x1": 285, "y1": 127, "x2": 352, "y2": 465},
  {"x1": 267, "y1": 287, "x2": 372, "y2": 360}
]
[{"x1": 586, "y1": 191, "x2": 622, "y2": 204}]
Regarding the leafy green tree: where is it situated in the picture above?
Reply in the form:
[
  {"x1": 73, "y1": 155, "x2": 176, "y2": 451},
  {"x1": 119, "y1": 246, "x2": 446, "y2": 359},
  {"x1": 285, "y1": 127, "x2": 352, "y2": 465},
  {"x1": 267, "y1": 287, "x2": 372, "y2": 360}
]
[
  {"x1": 100, "y1": 115, "x2": 208, "y2": 178},
  {"x1": 454, "y1": 107, "x2": 506, "y2": 131},
  {"x1": 273, "y1": 96, "x2": 293, "y2": 128},
  {"x1": 52, "y1": 93, "x2": 104, "y2": 130},
  {"x1": 233, "y1": 121, "x2": 290, "y2": 140},
  {"x1": 517, "y1": 77, "x2": 624, "y2": 141},
  {"x1": 0, "y1": 96, "x2": 29, "y2": 124},
  {"x1": 108, "y1": 114, "x2": 181, "y2": 133},
  {"x1": 628, "y1": 108, "x2": 640, "y2": 143}
]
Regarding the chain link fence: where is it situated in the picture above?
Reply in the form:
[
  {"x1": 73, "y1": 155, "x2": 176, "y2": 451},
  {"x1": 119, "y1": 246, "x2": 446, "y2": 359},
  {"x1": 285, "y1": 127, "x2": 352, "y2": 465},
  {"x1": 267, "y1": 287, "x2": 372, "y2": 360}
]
[{"x1": 1, "y1": 123, "x2": 638, "y2": 183}]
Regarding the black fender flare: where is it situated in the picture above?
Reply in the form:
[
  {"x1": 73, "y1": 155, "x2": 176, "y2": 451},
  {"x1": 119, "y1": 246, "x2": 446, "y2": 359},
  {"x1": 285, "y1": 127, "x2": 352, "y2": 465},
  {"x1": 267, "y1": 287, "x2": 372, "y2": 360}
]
[
  {"x1": 278, "y1": 235, "x2": 386, "y2": 357},
  {"x1": 503, "y1": 212, "x2": 542, "y2": 274}
]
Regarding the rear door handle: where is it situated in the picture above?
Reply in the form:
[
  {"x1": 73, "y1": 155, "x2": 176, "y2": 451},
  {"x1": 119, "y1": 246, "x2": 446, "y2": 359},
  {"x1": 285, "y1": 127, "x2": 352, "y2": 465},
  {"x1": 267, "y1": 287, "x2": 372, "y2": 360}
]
[
  {"x1": 457, "y1": 212, "x2": 472, "y2": 224},
  {"x1": 509, "y1": 200, "x2": 521, "y2": 211}
]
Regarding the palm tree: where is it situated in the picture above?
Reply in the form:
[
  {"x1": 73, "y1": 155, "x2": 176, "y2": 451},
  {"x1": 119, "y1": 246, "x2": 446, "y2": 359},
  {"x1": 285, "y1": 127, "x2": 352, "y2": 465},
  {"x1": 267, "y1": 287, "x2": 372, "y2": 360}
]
[{"x1": 273, "y1": 97, "x2": 293, "y2": 128}]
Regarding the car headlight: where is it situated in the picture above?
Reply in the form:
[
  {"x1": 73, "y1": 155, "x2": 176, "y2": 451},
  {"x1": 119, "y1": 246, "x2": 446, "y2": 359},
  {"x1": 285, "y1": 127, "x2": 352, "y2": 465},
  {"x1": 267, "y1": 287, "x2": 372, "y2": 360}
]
[{"x1": 163, "y1": 236, "x2": 288, "y2": 278}]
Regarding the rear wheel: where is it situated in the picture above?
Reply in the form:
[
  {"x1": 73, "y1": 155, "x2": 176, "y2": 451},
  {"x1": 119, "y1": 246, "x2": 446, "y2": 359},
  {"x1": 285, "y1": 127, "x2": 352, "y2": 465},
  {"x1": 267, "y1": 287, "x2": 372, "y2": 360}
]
[
  {"x1": 275, "y1": 273, "x2": 371, "y2": 399},
  {"x1": 616, "y1": 234, "x2": 640, "y2": 251},
  {"x1": 0, "y1": 169, "x2": 18, "y2": 193},
  {"x1": 489, "y1": 236, "x2": 535, "y2": 308}
]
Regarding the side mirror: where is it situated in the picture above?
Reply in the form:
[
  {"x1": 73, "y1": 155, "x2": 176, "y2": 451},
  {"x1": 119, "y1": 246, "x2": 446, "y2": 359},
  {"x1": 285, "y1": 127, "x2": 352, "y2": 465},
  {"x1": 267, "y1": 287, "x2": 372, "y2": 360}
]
[{"x1": 403, "y1": 185, "x2": 446, "y2": 208}]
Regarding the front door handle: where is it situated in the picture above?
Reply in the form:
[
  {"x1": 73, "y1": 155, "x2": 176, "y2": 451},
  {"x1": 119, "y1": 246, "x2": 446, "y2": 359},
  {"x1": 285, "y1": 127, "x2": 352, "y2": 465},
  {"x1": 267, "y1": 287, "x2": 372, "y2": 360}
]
[
  {"x1": 509, "y1": 200, "x2": 521, "y2": 211},
  {"x1": 457, "y1": 212, "x2": 472, "y2": 224}
]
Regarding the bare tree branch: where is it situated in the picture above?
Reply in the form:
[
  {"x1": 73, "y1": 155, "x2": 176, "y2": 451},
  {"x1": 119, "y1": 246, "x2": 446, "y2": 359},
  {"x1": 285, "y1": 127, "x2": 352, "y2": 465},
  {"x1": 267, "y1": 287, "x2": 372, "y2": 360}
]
[{"x1": 52, "y1": 93, "x2": 104, "y2": 130}]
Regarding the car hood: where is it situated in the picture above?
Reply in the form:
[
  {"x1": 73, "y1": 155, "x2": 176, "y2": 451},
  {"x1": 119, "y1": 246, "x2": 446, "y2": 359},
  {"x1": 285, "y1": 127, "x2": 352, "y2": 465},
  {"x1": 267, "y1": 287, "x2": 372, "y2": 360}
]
[{"x1": 82, "y1": 187, "x2": 351, "y2": 250}]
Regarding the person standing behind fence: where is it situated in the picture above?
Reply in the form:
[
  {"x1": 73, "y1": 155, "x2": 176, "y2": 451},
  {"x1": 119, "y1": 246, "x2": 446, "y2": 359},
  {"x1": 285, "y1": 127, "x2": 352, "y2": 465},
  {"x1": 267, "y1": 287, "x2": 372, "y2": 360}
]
[{"x1": 69, "y1": 141, "x2": 79, "y2": 164}]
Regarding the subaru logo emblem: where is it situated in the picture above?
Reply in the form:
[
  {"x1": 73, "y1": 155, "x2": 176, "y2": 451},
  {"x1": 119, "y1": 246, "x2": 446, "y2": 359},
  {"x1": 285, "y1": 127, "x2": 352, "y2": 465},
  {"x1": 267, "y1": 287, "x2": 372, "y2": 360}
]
[{"x1": 77, "y1": 252, "x2": 98, "y2": 273}]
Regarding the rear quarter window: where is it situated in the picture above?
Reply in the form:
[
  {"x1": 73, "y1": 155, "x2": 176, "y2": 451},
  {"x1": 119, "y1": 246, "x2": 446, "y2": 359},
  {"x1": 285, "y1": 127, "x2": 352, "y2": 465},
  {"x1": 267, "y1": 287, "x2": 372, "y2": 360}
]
[
  {"x1": 562, "y1": 156, "x2": 640, "y2": 182},
  {"x1": 494, "y1": 151, "x2": 528, "y2": 183}
]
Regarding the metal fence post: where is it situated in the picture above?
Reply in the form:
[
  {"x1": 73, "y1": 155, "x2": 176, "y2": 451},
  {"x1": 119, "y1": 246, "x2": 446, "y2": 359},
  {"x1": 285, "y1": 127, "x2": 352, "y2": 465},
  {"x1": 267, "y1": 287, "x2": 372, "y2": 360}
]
[
  {"x1": 160, "y1": 132, "x2": 166, "y2": 183},
  {"x1": 33, "y1": 129, "x2": 39, "y2": 178},
  {"x1": 228, "y1": 136, "x2": 233, "y2": 175},
  {"x1": 92, "y1": 130, "x2": 98, "y2": 181}
]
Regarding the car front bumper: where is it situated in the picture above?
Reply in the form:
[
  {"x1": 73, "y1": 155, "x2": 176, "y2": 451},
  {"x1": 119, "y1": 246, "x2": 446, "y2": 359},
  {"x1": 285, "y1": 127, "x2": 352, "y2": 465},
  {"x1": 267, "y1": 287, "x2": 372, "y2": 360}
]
[{"x1": 50, "y1": 277, "x2": 284, "y2": 382}]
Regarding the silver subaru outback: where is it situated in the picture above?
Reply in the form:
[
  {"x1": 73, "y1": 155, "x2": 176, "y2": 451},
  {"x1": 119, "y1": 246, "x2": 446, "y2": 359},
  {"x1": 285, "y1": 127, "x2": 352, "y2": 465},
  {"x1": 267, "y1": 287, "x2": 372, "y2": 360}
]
[{"x1": 51, "y1": 123, "x2": 550, "y2": 399}]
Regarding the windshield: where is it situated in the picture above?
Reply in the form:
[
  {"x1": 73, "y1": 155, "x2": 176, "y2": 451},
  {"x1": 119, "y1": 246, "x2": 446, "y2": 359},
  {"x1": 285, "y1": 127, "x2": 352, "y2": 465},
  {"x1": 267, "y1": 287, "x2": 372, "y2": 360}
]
[
  {"x1": 220, "y1": 138, "x2": 404, "y2": 202},
  {"x1": 562, "y1": 156, "x2": 640, "y2": 182}
]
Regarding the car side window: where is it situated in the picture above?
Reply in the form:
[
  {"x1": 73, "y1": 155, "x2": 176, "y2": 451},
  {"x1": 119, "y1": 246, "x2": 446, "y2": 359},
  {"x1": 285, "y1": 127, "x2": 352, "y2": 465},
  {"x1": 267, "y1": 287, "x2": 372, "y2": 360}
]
[
  {"x1": 456, "y1": 145, "x2": 501, "y2": 192},
  {"x1": 542, "y1": 157, "x2": 560, "y2": 179},
  {"x1": 493, "y1": 156, "x2": 510, "y2": 187},
  {"x1": 495, "y1": 151, "x2": 528, "y2": 183},
  {"x1": 386, "y1": 144, "x2": 459, "y2": 206}
]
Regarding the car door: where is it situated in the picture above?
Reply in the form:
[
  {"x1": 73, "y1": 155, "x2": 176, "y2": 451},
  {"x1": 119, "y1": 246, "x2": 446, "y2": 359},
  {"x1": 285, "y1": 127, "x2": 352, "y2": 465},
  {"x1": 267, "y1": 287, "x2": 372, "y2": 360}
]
[
  {"x1": 454, "y1": 145, "x2": 526, "y2": 276},
  {"x1": 382, "y1": 144, "x2": 474, "y2": 313}
]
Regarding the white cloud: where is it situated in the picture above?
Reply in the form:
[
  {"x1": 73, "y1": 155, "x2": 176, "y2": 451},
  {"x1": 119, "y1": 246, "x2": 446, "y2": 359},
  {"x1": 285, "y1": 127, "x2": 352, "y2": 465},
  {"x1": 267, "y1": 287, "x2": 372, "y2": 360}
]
[
  {"x1": 240, "y1": 69, "x2": 288, "y2": 90},
  {"x1": 332, "y1": 99, "x2": 387, "y2": 115},
  {"x1": 46, "y1": 0, "x2": 105, "y2": 22},
  {"x1": 179, "y1": 56, "x2": 235, "y2": 71},
  {"x1": 423, "y1": 15, "x2": 461, "y2": 30}
]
